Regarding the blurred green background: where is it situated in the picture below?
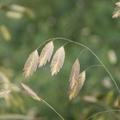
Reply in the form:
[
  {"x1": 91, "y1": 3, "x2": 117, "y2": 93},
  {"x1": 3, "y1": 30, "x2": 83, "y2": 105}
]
[{"x1": 0, "y1": 0, "x2": 120, "y2": 120}]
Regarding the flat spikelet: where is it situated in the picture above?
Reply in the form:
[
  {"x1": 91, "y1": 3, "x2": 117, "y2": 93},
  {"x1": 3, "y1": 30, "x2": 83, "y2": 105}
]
[
  {"x1": 50, "y1": 46, "x2": 65, "y2": 76},
  {"x1": 69, "y1": 70, "x2": 86, "y2": 100},
  {"x1": 78, "y1": 71, "x2": 86, "y2": 91},
  {"x1": 38, "y1": 41, "x2": 54, "y2": 67},
  {"x1": 23, "y1": 50, "x2": 39, "y2": 78},
  {"x1": 69, "y1": 59, "x2": 80, "y2": 90},
  {"x1": 21, "y1": 83, "x2": 41, "y2": 101}
]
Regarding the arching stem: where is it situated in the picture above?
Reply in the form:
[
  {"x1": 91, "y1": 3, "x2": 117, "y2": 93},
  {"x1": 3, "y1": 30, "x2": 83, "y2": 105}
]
[
  {"x1": 45, "y1": 37, "x2": 120, "y2": 94},
  {"x1": 36, "y1": 37, "x2": 120, "y2": 120},
  {"x1": 39, "y1": 98, "x2": 65, "y2": 120}
]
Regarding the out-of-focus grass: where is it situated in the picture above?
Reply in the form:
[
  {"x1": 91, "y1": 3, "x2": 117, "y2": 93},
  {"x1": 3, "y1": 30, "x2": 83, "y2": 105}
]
[{"x1": 0, "y1": 0, "x2": 120, "y2": 120}]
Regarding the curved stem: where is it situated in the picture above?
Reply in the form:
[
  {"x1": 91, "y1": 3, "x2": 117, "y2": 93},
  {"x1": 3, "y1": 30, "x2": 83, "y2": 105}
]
[
  {"x1": 84, "y1": 64, "x2": 103, "y2": 72},
  {"x1": 40, "y1": 99, "x2": 65, "y2": 120},
  {"x1": 36, "y1": 37, "x2": 120, "y2": 120},
  {"x1": 21, "y1": 82, "x2": 65, "y2": 120},
  {"x1": 39, "y1": 37, "x2": 120, "y2": 94},
  {"x1": 36, "y1": 38, "x2": 56, "y2": 50}
]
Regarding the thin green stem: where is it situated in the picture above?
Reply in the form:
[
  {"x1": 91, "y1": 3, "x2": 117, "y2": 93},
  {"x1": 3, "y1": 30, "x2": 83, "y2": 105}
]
[
  {"x1": 36, "y1": 37, "x2": 120, "y2": 120},
  {"x1": 39, "y1": 99, "x2": 65, "y2": 120},
  {"x1": 84, "y1": 64, "x2": 103, "y2": 72},
  {"x1": 77, "y1": 48, "x2": 86, "y2": 59},
  {"x1": 36, "y1": 38, "x2": 56, "y2": 50},
  {"x1": 38, "y1": 37, "x2": 120, "y2": 94}
]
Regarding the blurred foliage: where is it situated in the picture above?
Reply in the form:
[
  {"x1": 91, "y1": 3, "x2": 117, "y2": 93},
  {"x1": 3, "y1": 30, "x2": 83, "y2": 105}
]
[{"x1": 0, "y1": 0, "x2": 120, "y2": 120}]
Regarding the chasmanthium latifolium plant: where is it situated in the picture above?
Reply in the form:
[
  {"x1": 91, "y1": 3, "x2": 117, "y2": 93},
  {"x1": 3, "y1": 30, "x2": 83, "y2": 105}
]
[
  {"x1": 0, "y1": 2, "x2": 120, "y2": 119},
  {"x1": 22, "y1": 37, "x2": 120, "y2": 120},
  {"x1": 1, "y1": 1, "x2": 119, "y2": 119},
  {"x1": 23, "y1": 40, "x2": 86, "y2": 100}
]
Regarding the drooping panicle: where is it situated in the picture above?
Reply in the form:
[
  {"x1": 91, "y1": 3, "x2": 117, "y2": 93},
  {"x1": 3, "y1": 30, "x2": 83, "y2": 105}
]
[
  {"x1": 23, "y1": 50, "x2": 39, "y2": 78},
  {"x1": 38, "y1": 41, "x2": 54, "y2": 68},
  {"x1": 50, "y1": 46, "x2": 65, "y2": 76}
]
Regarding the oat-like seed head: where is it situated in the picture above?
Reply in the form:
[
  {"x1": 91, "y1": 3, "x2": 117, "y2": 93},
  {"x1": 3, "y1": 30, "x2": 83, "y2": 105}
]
[
  {"x1": 23, "y1": 50, "x2": 39, "y2": 78},
  {"x1": 38, "y1": 41, "x2": 54, "y2": 68},
  {"x1": 50, "y1": 46, "x2": 65, "y2": 76},
  {"x1": 21, "y1": 83, "x2": 41, "y2": 101},
  {"x1": 69, "y1": 59, "x2": 80, "y2": 90}
]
